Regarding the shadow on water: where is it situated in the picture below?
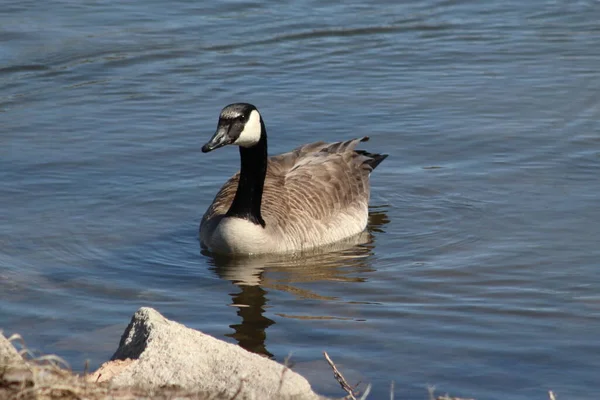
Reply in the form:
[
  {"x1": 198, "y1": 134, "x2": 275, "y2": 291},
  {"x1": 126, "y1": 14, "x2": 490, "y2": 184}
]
[{"x1": 201, "y1": 205, "x2": 390, "y2": 358}]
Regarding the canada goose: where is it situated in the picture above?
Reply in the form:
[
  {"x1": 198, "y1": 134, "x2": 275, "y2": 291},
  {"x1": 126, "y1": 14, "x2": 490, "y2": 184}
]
[{"x1": 200, "y1": 103, "x2": 387, "y2": 255}]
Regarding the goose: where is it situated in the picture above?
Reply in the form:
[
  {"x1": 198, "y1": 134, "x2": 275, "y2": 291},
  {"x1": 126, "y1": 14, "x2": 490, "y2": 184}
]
[{"x1": 200, "y1": 103, "x2": 387, "y2": 255}]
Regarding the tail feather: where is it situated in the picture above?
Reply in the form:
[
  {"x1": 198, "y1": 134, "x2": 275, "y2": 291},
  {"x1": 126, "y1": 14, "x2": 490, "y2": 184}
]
[{"x1": 356, "y1": 150, "x2": 388, "y2": 170}]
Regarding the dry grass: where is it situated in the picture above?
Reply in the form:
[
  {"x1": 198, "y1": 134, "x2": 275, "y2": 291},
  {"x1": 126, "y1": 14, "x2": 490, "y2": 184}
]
[
  {"x1": 0, "y1": 359, "x2": 218, "y2": 400},
  {"x1": 1, "y1": 334, "x2": 236, "y2": 400},
  {"x1": 427, "y1": 385, "x2": 559, "y2": 400}
]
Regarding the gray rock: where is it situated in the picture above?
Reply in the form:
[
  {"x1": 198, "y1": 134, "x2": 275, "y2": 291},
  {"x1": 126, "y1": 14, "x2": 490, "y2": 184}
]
[{"x1": 91, "y1": 307, "x2": 323, "y2": 400}]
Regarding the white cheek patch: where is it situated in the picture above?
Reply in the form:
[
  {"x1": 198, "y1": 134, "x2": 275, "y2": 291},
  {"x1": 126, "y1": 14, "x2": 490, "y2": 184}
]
[{"x1": 234, "y1": 110, "x2": 262, "y2": 147}]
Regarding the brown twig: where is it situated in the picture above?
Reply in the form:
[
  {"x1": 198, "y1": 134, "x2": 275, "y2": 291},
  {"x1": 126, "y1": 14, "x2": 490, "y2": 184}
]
[{"x1": 323, "y1": 351, "x2": 358, "y2": 400}]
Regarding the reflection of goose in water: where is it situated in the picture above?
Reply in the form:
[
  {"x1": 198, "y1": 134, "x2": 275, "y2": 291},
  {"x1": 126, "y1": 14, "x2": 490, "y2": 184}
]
[{"x1": 202, "y1": 206, "x2": 389, "y2": 358}]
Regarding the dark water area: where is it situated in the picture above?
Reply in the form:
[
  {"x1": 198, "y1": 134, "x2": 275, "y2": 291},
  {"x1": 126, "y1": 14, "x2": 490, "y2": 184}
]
[{"x1": 2, "y1": 1, "x2": 600, "y2": 399}]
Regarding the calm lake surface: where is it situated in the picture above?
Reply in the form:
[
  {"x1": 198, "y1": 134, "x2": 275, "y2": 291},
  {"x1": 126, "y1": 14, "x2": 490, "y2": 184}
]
[{"x1": 2, "y1": 1, "x2": 600, "y2": 398}]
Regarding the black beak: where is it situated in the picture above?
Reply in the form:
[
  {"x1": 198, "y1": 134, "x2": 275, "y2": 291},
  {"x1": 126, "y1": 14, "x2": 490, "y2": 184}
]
[{"x1": 202, "y1": 125, "x2": 233, "y2": 153}]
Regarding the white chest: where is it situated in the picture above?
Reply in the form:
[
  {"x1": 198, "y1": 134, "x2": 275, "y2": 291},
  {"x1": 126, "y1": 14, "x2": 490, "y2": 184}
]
[{"x1": 207, "y1": 218, "x2": 272, "y2": 255}]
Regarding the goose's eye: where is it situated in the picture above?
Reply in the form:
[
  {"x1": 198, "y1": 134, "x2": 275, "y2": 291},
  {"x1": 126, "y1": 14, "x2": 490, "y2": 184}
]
[{"x1": 239, "y1": 115, "x2": 247, "y2": 123}]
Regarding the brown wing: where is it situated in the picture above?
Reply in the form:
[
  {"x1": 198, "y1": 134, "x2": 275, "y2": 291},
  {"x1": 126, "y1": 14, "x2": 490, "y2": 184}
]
[{"x1": 260, "y1": 137, "x2": 375, "y2": 237}]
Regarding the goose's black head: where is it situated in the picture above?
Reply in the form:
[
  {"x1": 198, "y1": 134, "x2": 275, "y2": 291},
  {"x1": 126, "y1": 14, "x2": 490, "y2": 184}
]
[{"x1": 202, "y1": 103, "x2": 264, "y2": 153}]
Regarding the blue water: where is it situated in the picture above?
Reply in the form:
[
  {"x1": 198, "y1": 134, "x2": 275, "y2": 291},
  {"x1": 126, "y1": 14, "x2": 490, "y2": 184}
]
[{"x1": 2, "y1": 1, "x2": 600, "y2": 398}]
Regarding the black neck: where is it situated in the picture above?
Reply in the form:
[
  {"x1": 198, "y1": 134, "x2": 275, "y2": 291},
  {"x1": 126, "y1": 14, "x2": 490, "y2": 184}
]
[{"x1": 226, "y1": 120, "x2": 267, "y2": 227}]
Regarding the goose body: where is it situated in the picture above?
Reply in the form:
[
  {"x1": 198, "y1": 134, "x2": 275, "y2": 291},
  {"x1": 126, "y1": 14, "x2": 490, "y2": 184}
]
[{"x1": 200, "y1": 103, "x2": 387, "y2": 255}]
